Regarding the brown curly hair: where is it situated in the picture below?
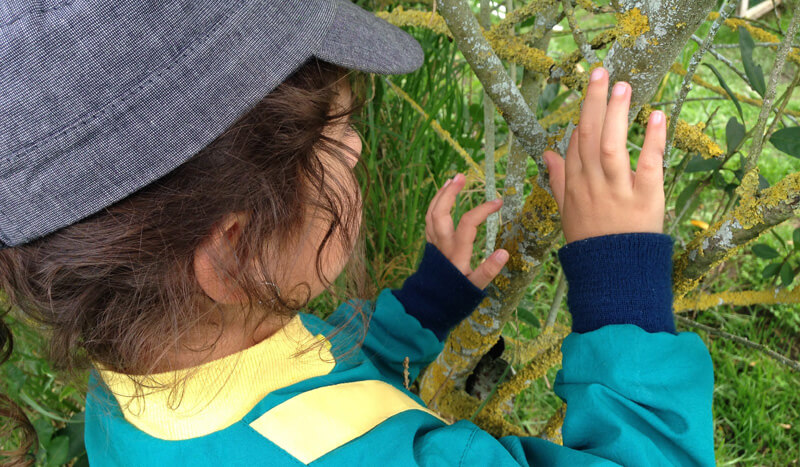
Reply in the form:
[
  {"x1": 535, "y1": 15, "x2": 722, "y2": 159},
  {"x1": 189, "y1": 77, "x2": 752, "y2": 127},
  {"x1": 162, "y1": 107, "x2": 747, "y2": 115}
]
[{"x1": 0, "y1": 57, "x2": 375, "y2": 465}]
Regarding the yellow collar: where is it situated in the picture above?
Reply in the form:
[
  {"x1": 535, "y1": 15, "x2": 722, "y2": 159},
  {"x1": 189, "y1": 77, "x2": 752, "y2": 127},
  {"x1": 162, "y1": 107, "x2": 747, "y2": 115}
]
[{"x1": 95, "y1": 314, "x2": 335, "y2": 440}]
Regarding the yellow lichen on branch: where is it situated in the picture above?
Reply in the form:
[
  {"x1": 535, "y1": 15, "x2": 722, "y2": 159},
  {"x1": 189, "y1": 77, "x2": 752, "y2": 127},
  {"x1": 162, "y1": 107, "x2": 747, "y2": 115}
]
[
  {"x1": 615, "y1": 7, "x2": 650, "y2": 47},
  {"x1": 675, "y1": 286, "x2": 800, "y2": 312},
  {"x1": 436, "y1": 389, "x2": 528, "y2": 437},
  {"x1": 484, "y1": 28, "x2": 556, "y2": 75},
  {"x1": 488, "y1": 336, "x2": 563, "y2": 413},
  {"x1": 375, "y1": 7, "x2": 452, "y2": 38},
  {"x1": 636, "y1": 104, "x2": 724, "y2": 158},
  {"x1": 673, "y1": 171, "x2": 800, "y2": 299},
  {"x1": 539, "y1": 404, "x2": 567, "y2": 444}
]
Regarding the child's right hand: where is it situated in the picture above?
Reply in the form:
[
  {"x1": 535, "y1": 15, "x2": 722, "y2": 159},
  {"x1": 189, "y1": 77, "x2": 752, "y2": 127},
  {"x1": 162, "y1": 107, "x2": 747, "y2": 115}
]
[{"x1": 542, "y1": 67, "x2": 667, "y2": 244}]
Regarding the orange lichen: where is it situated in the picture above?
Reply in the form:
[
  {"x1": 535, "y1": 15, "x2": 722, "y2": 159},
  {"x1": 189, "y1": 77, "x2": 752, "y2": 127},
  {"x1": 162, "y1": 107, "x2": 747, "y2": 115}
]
[{"x1": 615, "y1": 7, "x2": 650, "y2": 48}]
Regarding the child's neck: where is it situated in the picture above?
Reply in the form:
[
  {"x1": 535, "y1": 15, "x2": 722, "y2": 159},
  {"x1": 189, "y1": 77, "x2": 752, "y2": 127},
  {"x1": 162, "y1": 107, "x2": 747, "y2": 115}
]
[{"x1": 152, "y1": 312, "x2": 287, "y2": 373}]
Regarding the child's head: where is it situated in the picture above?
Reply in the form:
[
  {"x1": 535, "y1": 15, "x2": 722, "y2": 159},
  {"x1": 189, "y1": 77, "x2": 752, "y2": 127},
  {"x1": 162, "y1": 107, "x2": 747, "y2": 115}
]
[
  {"x1": 1, "y1": 2, "x2": 425, "y2": 459},
  {"x1": 0, "y1": 56, "x2": 370, "y2": 396}
]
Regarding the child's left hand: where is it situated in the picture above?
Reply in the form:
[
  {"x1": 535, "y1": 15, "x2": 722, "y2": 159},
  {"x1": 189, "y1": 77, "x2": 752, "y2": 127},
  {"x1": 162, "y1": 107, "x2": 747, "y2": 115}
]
[{"x1": 425, "y1": 173, "x2": 510, "y2": 290}]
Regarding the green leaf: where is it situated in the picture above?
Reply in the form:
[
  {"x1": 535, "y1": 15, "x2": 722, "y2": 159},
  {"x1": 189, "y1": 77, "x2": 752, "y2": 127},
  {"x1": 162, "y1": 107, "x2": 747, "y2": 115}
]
[
  {"x1": 538, "y1": 82, "x2": 560, "y2": 111},
  {"x1": 712, "y1": 171, "x2": 727, "y2": 188},
  {"x1": 684, "y1": 154, "x2": 724, "y2": 172},
  {"x1": 739, "y1": 28, "x2": 767, "y2": 97},
  {"x1": 768, "y1": 127, "x2": 800, "y2": 158},
  {"x1": 703, "y1": 63, "x2": 744, "y2": 123},
  {"x1": 752, "y1": 243, "x2": 780, "y2": 259},
  {"x1": 676, "y1": 180, "x2": 700, "y2": 214},
  {"x1": 53, "y1": 411, "x2": 85, "y2": 461},
  {"x1": 19, "y1": 390, "x2": 72, "y2": 423},
  {"x1": 758, "y1": 174, "x2": 770, "y2": 190},
  {"x1": 516, "y1": 307, "x2": 540, "y2": 329},
  {"x1": 734, "y1": 154, "x2": 746, "y2": 182},
  {"x1": 780, "y1": 262, "x2": 795, "y2": 287},
  {"x1": 545, "y1": 89, "x2": 573, "y2": 114},
  {"x1": 762, "y1": 262, "x2": 782, "y2": 279},
  {"x1": 725, "y1": 117, "x2": 745, "y2": 154},
  {"x1": 794, "y1": 227, "x2": 800, "y2": 250},
  {"x1": 73, "y1": 454, "x2": 90, "y2": 467},
  {"x1": 44, "y1": 435, "x2": 69, "y2": 467}
]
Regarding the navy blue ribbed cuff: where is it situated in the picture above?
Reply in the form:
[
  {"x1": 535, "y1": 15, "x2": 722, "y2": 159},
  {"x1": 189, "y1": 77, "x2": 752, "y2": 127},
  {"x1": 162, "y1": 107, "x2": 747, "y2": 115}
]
[
  {"x1": 557, "y1": 232, "x2": 676, "y2": 334},
  {"x1": 391, "y1": 242, "x2": 488, "y2": 340}
]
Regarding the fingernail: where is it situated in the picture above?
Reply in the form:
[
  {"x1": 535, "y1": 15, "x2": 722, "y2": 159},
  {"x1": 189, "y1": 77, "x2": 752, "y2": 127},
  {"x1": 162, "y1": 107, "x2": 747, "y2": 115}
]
[
  {"x1": 444, "y1": 179, "x2": 452, "y2": 187},
  {"x1": 612, "y1": 82, "x2": 627, "y2": 96},
  {"x1": 492, "y1": 198, "x2": 503, "y2": 205},
  {"x1": 651, "y1": 110, "x2": 663, "y2": 124},
  {"x1": 493, "y1": 250, "x2": 509, "y2": 262},
  {"x1": 454, "y1": 173, "x2": 463, "y2": 183},
  {"x1": 590, "y1": 67, "x2": 604, "y2": 82}
]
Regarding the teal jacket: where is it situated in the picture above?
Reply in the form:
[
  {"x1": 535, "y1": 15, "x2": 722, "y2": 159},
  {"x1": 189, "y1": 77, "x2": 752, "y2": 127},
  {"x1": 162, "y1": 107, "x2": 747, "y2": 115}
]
[{"x1": 85, "y1": 233, "x2": 715, "y2": 465}]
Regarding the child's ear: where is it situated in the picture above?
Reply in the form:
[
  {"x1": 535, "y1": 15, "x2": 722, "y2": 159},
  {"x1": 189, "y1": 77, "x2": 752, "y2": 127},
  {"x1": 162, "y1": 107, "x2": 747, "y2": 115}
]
[{"x1": 193, "y1": 211, "x2": 250, "y2": 304}]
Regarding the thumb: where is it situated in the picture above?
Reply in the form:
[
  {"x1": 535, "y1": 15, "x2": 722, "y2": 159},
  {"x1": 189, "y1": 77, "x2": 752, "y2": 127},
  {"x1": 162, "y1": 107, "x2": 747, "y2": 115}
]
[
  {"x1": 467, "y1": 249, "x2": 509, "y2": 290},
  {"x1": 543, "y1": 151, "x2": 565, "y2": 210}
]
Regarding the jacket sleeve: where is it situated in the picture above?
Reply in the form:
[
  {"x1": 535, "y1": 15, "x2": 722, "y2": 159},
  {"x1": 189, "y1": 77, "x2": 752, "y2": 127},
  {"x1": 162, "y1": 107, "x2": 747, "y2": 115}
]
[
  {"x1": 325, "y1": 242, "x2": 487, "y2": 389},
  {"x1": 459, "y1": 233, "x2": 715, "y2": 466}
]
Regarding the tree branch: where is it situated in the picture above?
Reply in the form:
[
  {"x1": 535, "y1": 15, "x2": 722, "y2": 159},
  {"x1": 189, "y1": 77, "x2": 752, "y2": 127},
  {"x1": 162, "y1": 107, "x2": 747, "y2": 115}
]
[
  {"x1": 673, "y1": 172, "x2": 800, "y2": 299},
  {"x1": 437, "y1": 0, "x2": 549, "y2": 160}
]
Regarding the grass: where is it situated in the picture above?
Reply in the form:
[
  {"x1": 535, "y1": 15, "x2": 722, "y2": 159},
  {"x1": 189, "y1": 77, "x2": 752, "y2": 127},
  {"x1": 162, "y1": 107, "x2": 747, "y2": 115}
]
[{"x1": 3, "y1": 0, "x2": 800, "y2": 465}]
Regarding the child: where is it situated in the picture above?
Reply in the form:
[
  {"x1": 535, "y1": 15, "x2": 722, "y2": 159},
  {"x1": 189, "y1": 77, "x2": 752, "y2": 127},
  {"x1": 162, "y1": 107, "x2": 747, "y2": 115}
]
[{"x1": 0, "y1": 1, "x2": 714, "y2": 465}]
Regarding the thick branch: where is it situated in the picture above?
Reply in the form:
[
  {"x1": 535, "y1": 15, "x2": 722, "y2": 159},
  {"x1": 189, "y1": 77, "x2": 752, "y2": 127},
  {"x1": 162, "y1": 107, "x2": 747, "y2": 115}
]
[
  {"x1": 673, "y1": 172, "x2": 800, "y2": 299},
  {"x1": 602, "y1": 0, "x2": 718, "y2": 128},
  {"x1": 437, "y1": 0, "x2": 548, "y2": 159}
]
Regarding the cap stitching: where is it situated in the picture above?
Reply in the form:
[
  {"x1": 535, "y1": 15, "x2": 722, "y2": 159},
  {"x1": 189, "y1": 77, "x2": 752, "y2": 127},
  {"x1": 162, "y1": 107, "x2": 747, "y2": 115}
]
[{"x1": 2, "y1": 0, "x2": 247, "y2": 166}]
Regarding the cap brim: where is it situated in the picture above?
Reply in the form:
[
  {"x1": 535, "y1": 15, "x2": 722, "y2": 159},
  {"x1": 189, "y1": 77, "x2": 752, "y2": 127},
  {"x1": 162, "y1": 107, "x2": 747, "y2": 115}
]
[{"x1": 314, "y1": 0, "x2": 424, "y2": 75}]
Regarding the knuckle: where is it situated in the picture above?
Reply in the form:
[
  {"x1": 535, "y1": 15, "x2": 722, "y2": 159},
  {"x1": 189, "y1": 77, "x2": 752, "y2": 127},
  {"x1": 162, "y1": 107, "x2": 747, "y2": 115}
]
[
  {"x1": 578, "y1": 122, "x2": 596, "y2": 139},
  {"x1": 600, "y1": 141, "x2": 617, "y2": 158}
]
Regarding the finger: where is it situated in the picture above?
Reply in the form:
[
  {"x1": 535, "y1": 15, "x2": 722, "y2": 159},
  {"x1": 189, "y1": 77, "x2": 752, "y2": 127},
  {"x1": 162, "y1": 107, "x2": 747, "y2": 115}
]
[
  {"x1": 564, "y1": 124, "x2": 581, "y2": 180},
  {"x1": 425, "y1": 178, "x2": 453, "y2": 222},
  {"x1": 543, "y1": 151, "x2": 565, "y2": 210},
  {"x1": 578, "y1": 67, "x2": 609, "y2": 180},
  {"x1": 431, "y1": 173, "x2": 464, "y2": 240},
  {"x1": 599, "y1": 81, "x2": 633, "y2": 188},
  {"x1": 451, "y1": 199, "x2": 504, "y2": 264},
  {"x1": 467, "y1": 249, "x2": 509, "y2": 290},
  {"x1": 633, "y1": 110, "x2": 667, "y2": 198}
]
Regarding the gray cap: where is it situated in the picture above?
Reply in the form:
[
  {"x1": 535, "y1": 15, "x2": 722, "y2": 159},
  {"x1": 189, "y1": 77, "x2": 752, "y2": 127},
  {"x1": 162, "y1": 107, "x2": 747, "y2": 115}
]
[{"x1": 0, "y1": 0, "x2": 423, "y2": 249}]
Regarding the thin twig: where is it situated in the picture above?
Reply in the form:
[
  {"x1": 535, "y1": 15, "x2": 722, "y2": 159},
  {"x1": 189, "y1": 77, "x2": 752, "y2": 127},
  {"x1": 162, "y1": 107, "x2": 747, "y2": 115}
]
[
  {"x1": 709, "y1": 42, "x2": 800, "y2": 49},
  {"x1": 561, "y1": 0, "x2": 600, "y2": 65},
  {"x1": 676, "y1": 315, "x2": 800, "y2": 373},
  {"x1": 651, "y1": 96, "x2": 729, "y2": 106},
  {"x1": 690, "y1": 34, "x2": 750, "y2": 84},
  {"x1": 665, "y1": 0, "x2": 739, "y2": 166},
  {"x1": 481, "y1": 0, "x2": 499, "y2": 254},
  {"x1": 740, "y1": 0, "x2": 800, "y2": 175},
  {"x1": 764, "y1": 69, "x2": 800, "y2": 138},
  {"x1": 544, "y1": 270, "x2": 567, "y2": 330}
]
